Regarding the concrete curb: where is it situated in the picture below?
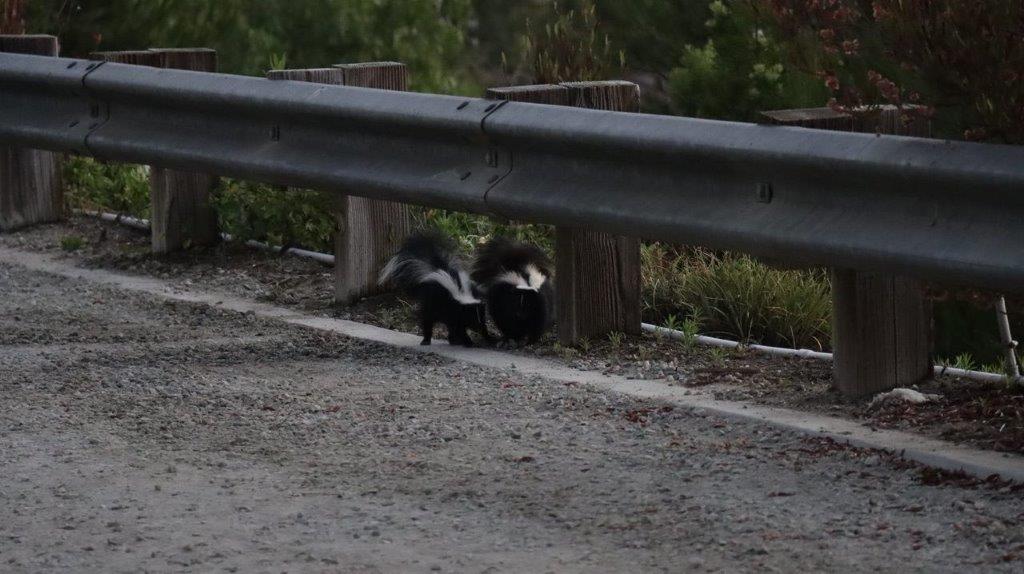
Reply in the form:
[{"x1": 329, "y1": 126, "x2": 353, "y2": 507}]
[{"x1": 3, "y1": 246, "x2": 1022, "y2": 482}]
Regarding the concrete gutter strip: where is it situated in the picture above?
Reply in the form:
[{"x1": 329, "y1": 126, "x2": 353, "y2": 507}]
[{"x1": 2, "y1": 246, "x2": 1022, "y2": 483}]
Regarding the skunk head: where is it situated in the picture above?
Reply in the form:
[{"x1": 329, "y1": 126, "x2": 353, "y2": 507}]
[
  {"x1": 472, "y1": 237, "x2": 552, "y2": 287},
  {"x1": 472, "y1": 237, "x2": 553, "y2": 342}
]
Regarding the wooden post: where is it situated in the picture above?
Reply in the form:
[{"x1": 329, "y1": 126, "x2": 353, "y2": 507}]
[
  {"x1": 90, "y1": 49, "x2": 218, "y2": 253},
  {"x1": 762, "y1": 105, "x2": 933, "y2": 397},
  {"x1": 149, "y1": 49, "x2": 218, "y2": 253},
  {"x1": 89, "y1": 50, "x2": 162, "y2": 66},
  {"x1": 0, "y1": 34, "x2": 62, "y2": 231},
  {"x1": 267, "y1": 63, "x2": 411, "y2": 304},
  {"x1": 486, "y1": 81, "x2": 642, "y2": 344}
]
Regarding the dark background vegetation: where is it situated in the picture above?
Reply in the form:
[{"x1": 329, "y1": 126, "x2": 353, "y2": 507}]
[{"x1": 5, "y1": 0, "x2": 1021, "y2": 369}]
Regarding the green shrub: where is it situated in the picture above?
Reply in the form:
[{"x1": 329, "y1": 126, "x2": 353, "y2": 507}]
[
  {"x1": 666, "y1": 1, "x2": 826, "y2": 121},
  {"x1": 60, "y1": 235, "x2": 84, "y2": 251},
  {"x1": 413, "y1": 209, "x2": 554, "y2": 255},
  {"x1": 517, "y1": 0, "x2": 625, "y2": 84},
  {"x1": 211, "y1": 179, "x2": 335, "y2": 252},
  {"x1": 30, "y1": 0, "x2": 476, "y2": 95},
  {"x1": 63, "y1": 156, "x2": 149, "y2": 218}
]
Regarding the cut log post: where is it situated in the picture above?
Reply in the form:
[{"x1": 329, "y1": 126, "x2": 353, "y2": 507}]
[
  {"x1": 486, "y1": 81, "x2": 642, "y2": 344},
  {"x1": 267, "y1": 63, "x2": 411, "y2": 304},
  {"x1": 0, "y1": 34, "x2": 62, "y2": 231},
  {"x1": 149, "y1": 49, "x2": 218, "y2": 253},
  {"x1": 89, "y1": 50, "x2": 162, "y2": 66},
  {"x1": 762, "y1": 105, "x2": 933, "y2": 397},
  {"x1": 90, "y1": 49, "x2": 218, "y2": 252}
]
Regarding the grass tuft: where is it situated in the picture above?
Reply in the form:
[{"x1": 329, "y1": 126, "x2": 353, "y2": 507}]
[
  {"x1": 60, "y1": 236, "x2": 84, "y2": 252},
  {"x1": 641, "y1": 243, "x2": 831, "y2": 350}
]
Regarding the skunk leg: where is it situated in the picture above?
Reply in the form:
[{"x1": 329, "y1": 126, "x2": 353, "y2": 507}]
[
  {"x1": 449, "y1": 325, "x2": 473, "y2": 347},
  {"x1": 477, "y1": 323, "x2": 496, "y2": 346},
  {"x1": 420, "y1": 313, "x2": 435, "y2": 346}
]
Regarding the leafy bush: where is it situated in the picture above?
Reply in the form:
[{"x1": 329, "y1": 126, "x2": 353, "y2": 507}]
[
  {"x1": 63, "y1": 156, "x2": 149, "y2": 219},
  {"x1": 414, "y1": 209, "x2": 554, "y2": 255},
  {"x1": 211, "y1": 180, "x2": 336, "y2": 252},
  {"x1": 515, "y1": 0, "x2": 625, "y2": 84},
  {"x1": 768, "y1": 0, "x2": 1024, "y2": 143},
  {"x1": 666, "y1": 1, "x2": 825, "y2": 121},
  {"x1": 28, "y1": 0, "x2": 476, "y2": 94}
]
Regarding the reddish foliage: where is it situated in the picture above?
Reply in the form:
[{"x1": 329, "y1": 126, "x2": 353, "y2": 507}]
[
  {"x1": 792, "y1": 437, "x2": 1024, "y2": 491},
  {"x1": 870, "y1": 382, "x2": 1024, "y2": 454},
  {"x1": 617, "y1": 405, "x2": 675, "y2": 426},
  {"x1": 766, "y1": 0, "x2": 1024, "y2": 143},
  {"x1": 1, "y1": 0, "x2": 24, "y2": 34}
]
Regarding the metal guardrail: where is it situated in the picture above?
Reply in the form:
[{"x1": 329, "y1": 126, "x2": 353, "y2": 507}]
[{"x1": 2, "y1": 51, "x2": 1023, "y2": 292}]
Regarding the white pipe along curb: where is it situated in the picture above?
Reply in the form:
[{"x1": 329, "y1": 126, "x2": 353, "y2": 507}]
[
  {"x1": 81, "y1": 209, "x2": 1022, "y2": 386},
  {"x1": 642, "y1": 324, "x2": 1023, "y2": 385},
  {"x1": 75, "y1": 209, "x2": 336, "y2": 265}
]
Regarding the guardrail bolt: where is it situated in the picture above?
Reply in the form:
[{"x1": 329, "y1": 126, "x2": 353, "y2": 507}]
[
  {"x1": 485, "y1": 150, "x2": 499, "y2": 168},
  {"x1": 757, "y1": 182, "x2": 773, "y2": 203}
]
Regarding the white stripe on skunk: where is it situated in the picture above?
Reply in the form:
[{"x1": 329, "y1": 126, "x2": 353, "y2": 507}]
[
  {"x1": 378, "y1": 244, "x2": 480, "y2": 304},
  {"x1": 421, "y1": 269, "x2": 481, "y2": 304},
  {"x1": 493, "y1": 264, "x2": 548, "y2": 292}
]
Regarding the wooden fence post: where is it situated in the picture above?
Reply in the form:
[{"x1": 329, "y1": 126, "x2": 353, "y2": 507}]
[
  {"x1": 90, "y1": 49, "x2": 219, "y2": 253},
  {"x1": 88, "y1": 50, "x2": 220, "y2": 251},
  {"x1": 0, "y1": 34, "x2": 62, "y2": 231},
  {"x1": 267, "y1": 63, "x2": 411, "y2": 304},
  {"x1": 90, "y1": 50, "x2": 162, "y2": 66},
  {"x1": 486, "y1": 81, "x2": 642, "y2": 345},
  {"x1": 149, "y1": 49, "x2": 219, "y2": 253},
  {"x1": 763, "y1": 106, "x2": 933, "y2": 397}
]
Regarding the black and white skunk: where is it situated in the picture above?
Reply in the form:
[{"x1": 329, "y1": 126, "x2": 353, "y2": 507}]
[
  {"x1": 472, "y1": 237, "x2": 554, "y2": 344},
  {"x1": 379, "y1": 232, "x2": 491, "y2": 347}
]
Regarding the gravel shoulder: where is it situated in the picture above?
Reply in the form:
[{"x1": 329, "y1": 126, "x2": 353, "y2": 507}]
[
  {"x1": 3, "y1": 260, "x2": 1024, "y2": 572},
  {"x1": 2, "y1": 221, "x2": 1024, "y2": 572},
  {"x1": 4, "y1": 217, "x2": 1022, "y2": 456}
]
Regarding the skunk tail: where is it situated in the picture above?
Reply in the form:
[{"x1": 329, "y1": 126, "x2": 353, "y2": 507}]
[{"x1": 380, "y1": 232, "x2": 480, "y2": 304}]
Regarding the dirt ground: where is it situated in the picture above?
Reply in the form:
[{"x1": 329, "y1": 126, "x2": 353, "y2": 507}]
[
  {"x1": 4, "y1": 217, "x2": 1022, "y2": 456},
  {"x1": 0, "y1": 218, "x2": 1023, "y2": 573},
  {"x1": 4, "y1": 250, "x2": 1024, "y2": 573}
]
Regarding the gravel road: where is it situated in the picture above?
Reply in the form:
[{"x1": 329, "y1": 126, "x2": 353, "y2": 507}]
[{"x1": 1, "y1": 261, "x2": 1023, "y2": 573}]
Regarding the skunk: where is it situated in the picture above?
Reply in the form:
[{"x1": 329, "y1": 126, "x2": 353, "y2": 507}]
[
  {"x1": 472, "y1": 237, "x2": 554, "y2": 344},
  {"x1": 379, "y1": 232, "x2": 490, "y2": 347}
]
